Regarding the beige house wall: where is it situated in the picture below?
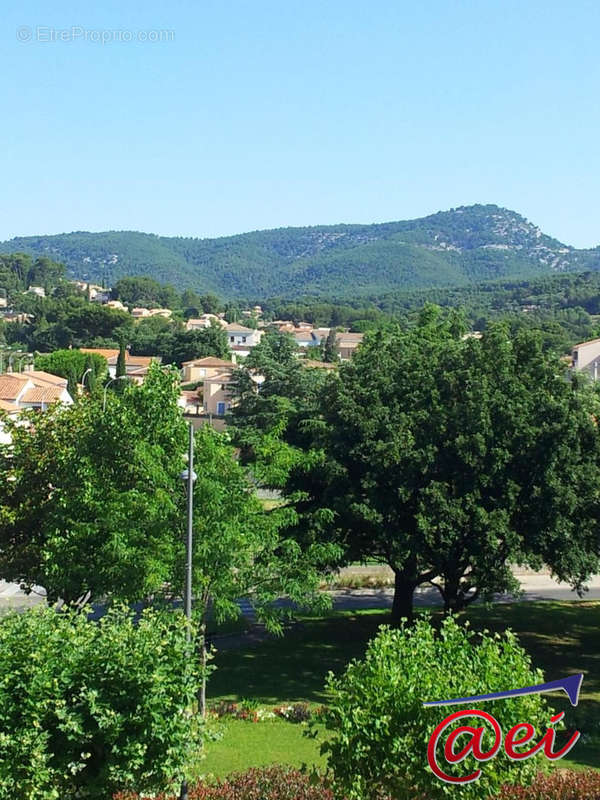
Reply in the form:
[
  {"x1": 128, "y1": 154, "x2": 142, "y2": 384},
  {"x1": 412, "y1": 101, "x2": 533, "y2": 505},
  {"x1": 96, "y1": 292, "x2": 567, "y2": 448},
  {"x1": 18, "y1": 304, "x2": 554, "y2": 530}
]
[
  {"x1": 203, "y1": 380, "x2": 235, "y2": 416},
  {"x1": 573, "y1": 340, "x2": 600, "y2": 373},
  {"x1": 182, "y1": 364, "x2": 225, "y2": 383}
]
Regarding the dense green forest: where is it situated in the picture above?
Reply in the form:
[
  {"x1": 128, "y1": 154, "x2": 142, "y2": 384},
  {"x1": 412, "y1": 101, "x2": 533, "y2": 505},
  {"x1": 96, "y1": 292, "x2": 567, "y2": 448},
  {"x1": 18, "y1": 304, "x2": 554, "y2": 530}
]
[{"x1": 2, "y1": 205, "x2": 599, "y2": 299}]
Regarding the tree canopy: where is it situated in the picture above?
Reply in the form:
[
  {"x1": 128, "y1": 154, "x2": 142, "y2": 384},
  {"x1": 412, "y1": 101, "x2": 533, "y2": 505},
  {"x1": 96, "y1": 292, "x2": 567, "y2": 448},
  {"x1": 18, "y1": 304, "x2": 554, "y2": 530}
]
[
  {"x1": 0, "y1": 364, "x2": 188, "y2": 604},
  {"x1": 277, "y1": 308, "x2": 600, "y2": 622}
]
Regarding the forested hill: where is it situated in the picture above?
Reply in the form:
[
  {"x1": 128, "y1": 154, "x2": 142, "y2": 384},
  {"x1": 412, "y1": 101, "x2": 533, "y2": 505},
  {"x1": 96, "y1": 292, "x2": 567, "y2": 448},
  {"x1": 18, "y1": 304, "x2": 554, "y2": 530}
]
[{"x1": 2, "y1": 204, "x2": 599, "y2": 300}]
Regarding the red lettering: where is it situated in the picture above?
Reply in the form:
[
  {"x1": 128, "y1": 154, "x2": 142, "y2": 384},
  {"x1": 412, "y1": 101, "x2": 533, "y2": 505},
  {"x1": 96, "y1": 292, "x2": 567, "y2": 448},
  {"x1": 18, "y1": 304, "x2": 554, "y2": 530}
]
[
  {"x1": 503, "y1": 712, "x2": 581, "y2": 761},
  {"x1": 427, "y1": 710, "x2": 502, "y2": 784},
  {"x1": 541, "y1": 712, "x2": 581, "y2": 761},
  {"x1": 428, "y1": 709, "x2": 581, "y2": 784},
  {"x1": 505, "y1": 723, "x2": 536, "y2": 760}
]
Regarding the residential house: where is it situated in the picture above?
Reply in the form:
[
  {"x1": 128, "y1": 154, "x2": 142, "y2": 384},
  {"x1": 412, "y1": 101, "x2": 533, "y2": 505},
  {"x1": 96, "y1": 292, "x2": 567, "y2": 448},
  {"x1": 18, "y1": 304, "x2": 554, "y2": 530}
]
[
  {"x1": 0, "y1": 398, "x2": 20, "y2": 444},
  {"x1": 186, "y1": 314, "x2": 227, "y2": 331},
  {"x1": 148, "y1": 308, "x2": 172, "y2": 318},
  {"x1": 571, "y1": 337, "x2": 600, "y2": 379},
  {"x1": 313, "y1": 327, "x2": 332, "y2": 342},
  {"x1": 271, "y1": 320, "x2": 294, "y2": 328},
  {"x1": 90, "y1": 290, "x2": 111, "y2": 304},
  {"x1": 105, "y1": 300, "x2": 127, "y2": 311},
  {"x1": 335, "y1": 332, "x2": 364, "y2": 360},
  {"x1": 26, "y1": 286, "x2": 46, "y2": 298},
  {"x1": 202, "y1": 371, "x2": 236, "y2": 417},
  {"x1": 201, "y1": 369, "x2": 264, "y2": 416},
  {"x1": 178, "y1": 389, "x2": 203, "y2": 415},
  {"x1": 131, "y1": 307, "x2": 151, "y2": 319},
  {"x1": 0, "y1": 312, "x2": 34, "y2": 324},
  {"x1": 0, "y1": 370, "x2": 73, "y2": 412},
  {"x1": 293, "y1": 329, "x2": 320, "y2": 348},
  {"x1": 181, "y1": 356, "x2": 236, "y2": 384},
  {"x1": 225, "y1": 323, "x2": 263, "y2": 348}
]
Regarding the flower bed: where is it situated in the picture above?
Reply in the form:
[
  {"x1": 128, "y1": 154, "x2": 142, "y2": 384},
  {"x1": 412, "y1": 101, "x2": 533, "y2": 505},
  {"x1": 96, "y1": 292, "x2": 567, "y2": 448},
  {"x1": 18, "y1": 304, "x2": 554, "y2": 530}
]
[{"x1": 210, "y1": 700, "x2": 323, "y2": 723}]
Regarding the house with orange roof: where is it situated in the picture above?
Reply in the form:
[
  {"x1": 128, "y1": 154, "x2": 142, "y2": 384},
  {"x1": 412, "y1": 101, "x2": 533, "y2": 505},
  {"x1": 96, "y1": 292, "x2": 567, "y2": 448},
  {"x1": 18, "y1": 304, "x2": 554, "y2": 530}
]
[
  {"x1": 0, "y1": 370, "x2": 73, "y2": 412},
  {"x1": 335, "y1": 332, "x2": 365, "y2": 360},
  {"x1": 185, "y1": 314, "x2": 227, "y2": 331},
  {"x1": 181, "y1": 356, "x2": 237, "y2": 384}
]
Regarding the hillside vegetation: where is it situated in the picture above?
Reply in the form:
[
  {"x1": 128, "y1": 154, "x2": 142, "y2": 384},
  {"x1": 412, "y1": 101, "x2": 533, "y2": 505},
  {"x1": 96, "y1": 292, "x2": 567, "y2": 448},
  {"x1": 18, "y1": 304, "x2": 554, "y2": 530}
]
[{"x1": 3, "y1": 204, "x2": 599, "y2": 299}]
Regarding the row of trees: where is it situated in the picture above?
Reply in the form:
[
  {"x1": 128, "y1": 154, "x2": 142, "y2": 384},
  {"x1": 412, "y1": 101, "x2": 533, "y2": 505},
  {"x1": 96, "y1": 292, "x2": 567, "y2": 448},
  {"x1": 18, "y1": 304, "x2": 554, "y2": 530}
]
[
  {"x1": 0, "y1": 365, "x2": 330, "y2": 612},
  {"x1": 5, "y1": 303, "x2": 600, "y2": 629},
  {"x1": 229, "y1": 308, "x2": 600, "y2": 623},
  {"x1": 2, "y1": 293, "x2": 231, "y2": 366}
]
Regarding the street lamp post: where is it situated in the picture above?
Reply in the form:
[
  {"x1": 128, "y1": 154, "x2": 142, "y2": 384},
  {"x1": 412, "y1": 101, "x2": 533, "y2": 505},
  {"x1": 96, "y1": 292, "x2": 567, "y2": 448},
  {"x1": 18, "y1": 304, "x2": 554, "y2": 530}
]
[
  {"x1": 102, "y1": 375, "x2": 129, "y2": 411},
  {"x1": 81, "y1": 367, "x2": 92, "y2": 392},
  {"x1": 179, "y1": 422, "x2": 197, "y2": 800}
]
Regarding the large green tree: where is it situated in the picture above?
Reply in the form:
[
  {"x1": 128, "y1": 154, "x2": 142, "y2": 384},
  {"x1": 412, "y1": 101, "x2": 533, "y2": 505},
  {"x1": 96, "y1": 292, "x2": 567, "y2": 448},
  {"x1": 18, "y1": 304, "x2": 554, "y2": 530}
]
[
  {"x1": 181, "y1": 425, "x2": 334, "y2": 714},
  {"x1": 229, "y1": 328, "x2": 330, "y2": 485},
  {"x1": 0, "y1": 365, "x2": 188, "y2": 604},
  {"x1": 112, "y1": 276, "x2": 179, "y2": 310},
  {"x1": 284, "y1": 309, "x2": 600, "y2": 623},
  {"x1": 152, "y1": 324, "x2": 230, "y2": 367},
  {"x1": 34, "y1": 349, "x2": 107, "y2": 384}
]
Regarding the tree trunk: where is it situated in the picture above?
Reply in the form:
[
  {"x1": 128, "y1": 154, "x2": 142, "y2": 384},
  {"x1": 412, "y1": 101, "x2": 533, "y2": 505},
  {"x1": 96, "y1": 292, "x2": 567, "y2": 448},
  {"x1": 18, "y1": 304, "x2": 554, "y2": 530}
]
[{"x1": 390, "y1": 571, "x2": 417, "y2": 627}]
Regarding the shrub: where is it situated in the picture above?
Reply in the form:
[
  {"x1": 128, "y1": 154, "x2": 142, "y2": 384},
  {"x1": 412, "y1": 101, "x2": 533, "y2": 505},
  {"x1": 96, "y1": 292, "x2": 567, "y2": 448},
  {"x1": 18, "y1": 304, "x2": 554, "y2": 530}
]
[
  {"x1": 0, "y1": 605, "x2": 203, "y2": 800},
  {"x1": 319, "y1": 616, "x2": 554, "y2": 800},
  {"x1": 114, "y1": 765, "x2": 335, "y2": 799},
  {"x1": 498, "y1": 769, "x2": 600, "y2": 799}
]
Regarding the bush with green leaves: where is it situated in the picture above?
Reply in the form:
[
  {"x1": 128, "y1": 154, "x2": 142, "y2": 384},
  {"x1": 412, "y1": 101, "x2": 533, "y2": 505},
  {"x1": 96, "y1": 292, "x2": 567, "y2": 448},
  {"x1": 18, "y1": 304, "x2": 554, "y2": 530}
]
[
  {"x1": 0, "y1": 605, "x2": 203, "y2": 800},
  {"x1": 319, "y1": 616, "x2": 554, "y2": 800}
]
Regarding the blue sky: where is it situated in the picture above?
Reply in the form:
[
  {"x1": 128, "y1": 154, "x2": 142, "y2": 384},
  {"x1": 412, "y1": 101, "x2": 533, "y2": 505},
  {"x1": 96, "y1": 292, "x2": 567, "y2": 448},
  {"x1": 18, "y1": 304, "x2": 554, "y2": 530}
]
[{"x1": 3, "y1": 0, "x2": 600, "y2": 246}]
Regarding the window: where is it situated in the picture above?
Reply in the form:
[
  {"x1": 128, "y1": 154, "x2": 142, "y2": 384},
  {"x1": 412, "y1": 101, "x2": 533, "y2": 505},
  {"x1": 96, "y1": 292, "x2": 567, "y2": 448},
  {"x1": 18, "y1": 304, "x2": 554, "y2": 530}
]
[{"x1": 242, "y1": 336, "x2": 247, "y2": 343}]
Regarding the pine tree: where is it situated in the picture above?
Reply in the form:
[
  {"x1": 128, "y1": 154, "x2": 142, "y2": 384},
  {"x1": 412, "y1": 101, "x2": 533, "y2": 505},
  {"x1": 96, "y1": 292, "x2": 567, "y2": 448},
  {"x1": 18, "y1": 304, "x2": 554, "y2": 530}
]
[
  {"x1": 116, "y1": 340, "x2": 127, "y2": 379},
  {"x1": 85, "y1": 356, "x2": 97, "y2": 394},
  {"x1": 323, "y1": 328, "x2": 339, "y2": 363},
  {"x1": 66, "y1": 366, "x2": 78, "y2": 402}
]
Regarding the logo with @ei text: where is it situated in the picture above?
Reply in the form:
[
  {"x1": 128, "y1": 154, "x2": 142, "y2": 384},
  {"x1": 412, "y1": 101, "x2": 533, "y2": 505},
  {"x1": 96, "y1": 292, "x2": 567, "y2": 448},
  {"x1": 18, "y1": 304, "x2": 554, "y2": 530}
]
[{"x1": 423, "y1": 673, "x2": 584, "y2": 784}]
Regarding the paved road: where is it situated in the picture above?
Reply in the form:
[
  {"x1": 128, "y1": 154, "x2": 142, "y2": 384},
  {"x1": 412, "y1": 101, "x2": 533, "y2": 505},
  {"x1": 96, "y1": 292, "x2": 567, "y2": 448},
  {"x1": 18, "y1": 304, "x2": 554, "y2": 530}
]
[
  {"x1": 2, "y1": 572, "x2": 599, "y2": 615},
  {"x1": 329, "y1": 573, "x2": 600, "y2": 613}
]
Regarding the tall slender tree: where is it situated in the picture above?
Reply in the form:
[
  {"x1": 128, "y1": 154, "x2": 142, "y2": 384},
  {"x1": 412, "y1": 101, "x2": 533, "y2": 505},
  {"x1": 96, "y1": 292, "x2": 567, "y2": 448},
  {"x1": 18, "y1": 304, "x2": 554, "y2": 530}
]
[{"x1": 116, "y1": 338, "x2": 127, "y2": 378}]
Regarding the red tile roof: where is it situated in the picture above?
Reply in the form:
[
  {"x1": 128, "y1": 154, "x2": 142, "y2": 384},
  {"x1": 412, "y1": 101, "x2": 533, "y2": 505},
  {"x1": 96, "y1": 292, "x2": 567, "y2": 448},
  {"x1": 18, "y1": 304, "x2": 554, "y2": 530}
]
[
  {"x1": 0, "y1": 375, "x2": 28, "y2": 401},
  {"x1": 21, "y1": 386, "x2": 65, "y2": 404},
  {"x1": 0, "y1": 398, "x2": 18, "y2": 412},
  {"x1": 181, "y1": 357, "x2": 236, "y2": 368},
  {"x1": 25, "y1": 371, "x2": 68, "y2": 387},
  {"x1": 80, "y1": 348, "x2": 119, "y2": 359}
]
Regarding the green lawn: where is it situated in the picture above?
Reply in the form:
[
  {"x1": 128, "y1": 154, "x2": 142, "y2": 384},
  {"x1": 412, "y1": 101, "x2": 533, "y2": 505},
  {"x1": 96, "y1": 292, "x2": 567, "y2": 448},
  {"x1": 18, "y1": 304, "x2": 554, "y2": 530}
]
[
  {"x1": 202, "y1": 718, "x2": 327, "y2": 778},
  {"x1": 202, "y1": 601, "x2": 600, "y2": 777}
]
